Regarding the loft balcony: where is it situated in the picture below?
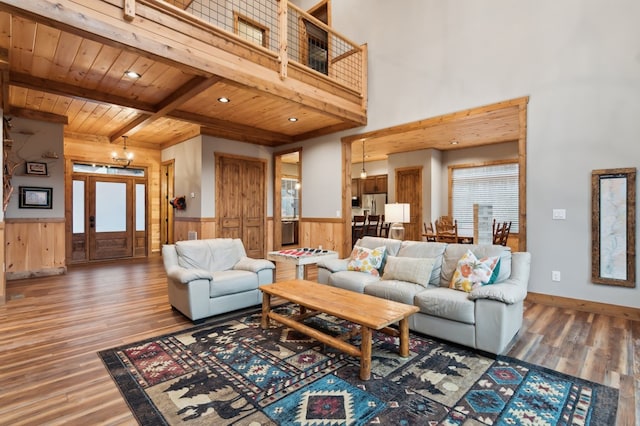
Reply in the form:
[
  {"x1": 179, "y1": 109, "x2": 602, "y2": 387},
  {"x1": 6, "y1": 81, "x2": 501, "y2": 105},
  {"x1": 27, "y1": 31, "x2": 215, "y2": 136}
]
[{"x1": 0, "y1": 0, "x2": 367, "y2": 148}]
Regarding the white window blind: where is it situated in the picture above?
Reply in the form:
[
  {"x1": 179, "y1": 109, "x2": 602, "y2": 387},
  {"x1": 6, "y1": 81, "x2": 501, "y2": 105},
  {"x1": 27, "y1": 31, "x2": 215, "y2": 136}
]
[{"x1": 451, "y1": 163, "x2": 519, "y2": 235}]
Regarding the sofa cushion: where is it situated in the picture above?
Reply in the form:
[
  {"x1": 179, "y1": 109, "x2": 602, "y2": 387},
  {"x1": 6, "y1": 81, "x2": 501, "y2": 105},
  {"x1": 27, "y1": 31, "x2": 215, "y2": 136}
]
[
  {"x1": 449, "y1": 249, "x2": 500, "y2": 292},
  {"x1": 397, "y1": 241, "x2": 447, "y2": 285},
  {"x1": 414, "y1": 287, "x2": 476, "y2": 324},
  {"x1": 364, "y1": 280, "x2": 424, "y2": 305},
  {"x1": 439, "y1": 244, "x2": 511, "y2": 287},
  {"x1": 209, "y1": 270, "x2": 258, "y2": 297},
  {"x1": 354, "y1": 236, "x2": 402, "y2": 256},
  {"x1": 347, "y1": 245, "x2": 387, "y2": 276},
  {"x1": 329, "y1": 270, "x2": 380, "y2": 293},
  {"x1": 382, "y1": 256, "x2": 436, "y2": 287},
  {"x1": 175, "y1": 238, "x2": 246, "y2": 272}
]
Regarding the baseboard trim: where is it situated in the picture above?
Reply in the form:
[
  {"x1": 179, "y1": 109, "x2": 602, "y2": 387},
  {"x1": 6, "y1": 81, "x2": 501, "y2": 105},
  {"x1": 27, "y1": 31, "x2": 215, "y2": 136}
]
[
  {"x1": 6, "y1": 267, "x2": 67, "y2": 281},
  {"x1": 526, "y1": 292, "x2": 640, "y2": 322}
]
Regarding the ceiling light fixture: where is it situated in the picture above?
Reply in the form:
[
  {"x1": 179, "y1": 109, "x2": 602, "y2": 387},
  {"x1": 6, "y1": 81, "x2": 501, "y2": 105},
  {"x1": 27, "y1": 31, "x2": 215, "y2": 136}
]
[
  {"x1": 124, "y1": 70, "x2": 141, "y2": 79},
  {"x1": 217, "y1": 97, "x2": 230, "y2": 103},
  {"x1": 450, "y1": 139, "x2": 459, "y2": 145},
  {"x1": 112, "y1": 135, "x2": 134, "y2": 167},
  {"x1": 360, "y1": 139, "x2": 367, "y2": 179},
  {"x1": 288, "y1": 117, "x2": 298, "y2": 122}
]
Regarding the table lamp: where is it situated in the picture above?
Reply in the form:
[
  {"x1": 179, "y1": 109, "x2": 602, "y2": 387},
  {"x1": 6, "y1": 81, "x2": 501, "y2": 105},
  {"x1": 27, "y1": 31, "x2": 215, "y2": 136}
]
[{"x1": 385, "y1": 203, "x2": 410, "y2": 240}]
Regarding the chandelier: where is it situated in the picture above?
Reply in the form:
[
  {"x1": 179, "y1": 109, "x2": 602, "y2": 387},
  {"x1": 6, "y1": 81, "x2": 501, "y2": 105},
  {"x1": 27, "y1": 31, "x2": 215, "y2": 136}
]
[
  {"x1": 360, "y1": 139, "x2": 367, "y2": 179},
  {"x1": 112, "y1": 135, "x2": 134, "y2": 167}
]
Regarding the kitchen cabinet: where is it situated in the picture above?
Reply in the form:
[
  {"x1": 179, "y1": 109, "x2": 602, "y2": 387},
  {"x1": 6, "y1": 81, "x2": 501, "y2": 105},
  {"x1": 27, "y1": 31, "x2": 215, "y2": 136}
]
[
  {"x1": 351, "y1": 178, "x2": 361, "y2": 202},
  {"x1": 362, "y1": 174, "x2": 387, "y2": 194}
]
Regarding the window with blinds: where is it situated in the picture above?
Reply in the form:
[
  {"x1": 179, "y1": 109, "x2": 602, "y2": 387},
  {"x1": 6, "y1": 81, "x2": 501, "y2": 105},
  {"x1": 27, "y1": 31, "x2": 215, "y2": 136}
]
[{"x1": 451, "y1": 162, "x2": 519, "y2": 235}]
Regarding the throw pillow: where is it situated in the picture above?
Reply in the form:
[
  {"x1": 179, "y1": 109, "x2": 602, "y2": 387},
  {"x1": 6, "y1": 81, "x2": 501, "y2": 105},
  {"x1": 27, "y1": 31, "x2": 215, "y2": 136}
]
[
  {"x1": 449, "y1": 249, "x2": 500, "y2": 292},
  {"x1": 382, "y1": 256, "x2": 436, "y2": 287},
  {"x1": 347, "y1": 245, "x2": 387, "y2": 276}
]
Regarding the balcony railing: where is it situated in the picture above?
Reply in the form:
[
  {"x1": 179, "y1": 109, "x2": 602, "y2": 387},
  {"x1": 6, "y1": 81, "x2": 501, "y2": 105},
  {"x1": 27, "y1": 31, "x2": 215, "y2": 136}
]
[{"x1": 134, "y1": 0, "x2": 364, "y2": 96}]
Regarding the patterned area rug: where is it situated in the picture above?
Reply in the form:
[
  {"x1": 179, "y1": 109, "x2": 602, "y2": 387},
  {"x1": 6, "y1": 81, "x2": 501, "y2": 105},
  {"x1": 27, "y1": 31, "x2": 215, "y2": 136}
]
[{"x1": 99, "y1": 305, "x2": 618, "y2": 425}]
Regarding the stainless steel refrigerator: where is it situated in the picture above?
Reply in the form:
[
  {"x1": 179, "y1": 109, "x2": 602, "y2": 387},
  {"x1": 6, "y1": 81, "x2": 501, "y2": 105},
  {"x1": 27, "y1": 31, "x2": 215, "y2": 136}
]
[{"x1": 361, "y1": 193, "x2": 387, "y2": 216}]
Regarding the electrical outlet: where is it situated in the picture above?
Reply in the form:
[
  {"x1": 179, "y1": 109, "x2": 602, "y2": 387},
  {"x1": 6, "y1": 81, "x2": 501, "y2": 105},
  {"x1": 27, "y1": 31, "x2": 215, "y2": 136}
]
[
  {"x1": 551, "y1": 270, "x2": 561, "y2": 282},
  {"x1": 552, "y1": 209, "x2": 566, "y2": 220}
]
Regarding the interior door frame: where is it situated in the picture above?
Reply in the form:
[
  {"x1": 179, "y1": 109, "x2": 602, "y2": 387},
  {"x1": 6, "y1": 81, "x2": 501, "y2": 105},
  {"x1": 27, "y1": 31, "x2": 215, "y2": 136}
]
[
  {"x1": 273, "y1": 148, "x2": 302, "y2": 250},
  {"x1": 160, "y1": 160, "x2": 175, "y2": 246}
]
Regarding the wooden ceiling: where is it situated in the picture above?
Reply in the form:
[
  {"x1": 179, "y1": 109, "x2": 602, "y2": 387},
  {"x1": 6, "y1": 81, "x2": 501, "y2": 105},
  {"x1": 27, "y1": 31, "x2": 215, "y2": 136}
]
[
  {"x1": 347, "y1": 98, "x2": 527, "y2": 163},
  {"x1": 0, "y1": 8, "x2": 358, "y2": 150}
]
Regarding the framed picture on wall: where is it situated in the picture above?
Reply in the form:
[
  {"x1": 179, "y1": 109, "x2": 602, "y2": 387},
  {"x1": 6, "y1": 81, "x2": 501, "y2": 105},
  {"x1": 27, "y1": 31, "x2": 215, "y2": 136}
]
[
  {"x1": 26, "y1": 161, "x2": 48, "y2": 175},
  {"x1": 19, "y1": 186, "x2": 53, "y2": 209}
]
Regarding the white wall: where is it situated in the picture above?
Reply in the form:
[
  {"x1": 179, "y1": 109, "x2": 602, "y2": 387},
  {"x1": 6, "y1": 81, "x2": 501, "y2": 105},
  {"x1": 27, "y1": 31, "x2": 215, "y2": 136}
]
[
  {"x1": 162, "y1": 136, "x2": 203, "y2": 217},
  {"x1": 4, "y1": 118, "x2": 65, "y2": 219},
  {"x1": 300, "y1": 0, "x2": 640, "y2": 308}
]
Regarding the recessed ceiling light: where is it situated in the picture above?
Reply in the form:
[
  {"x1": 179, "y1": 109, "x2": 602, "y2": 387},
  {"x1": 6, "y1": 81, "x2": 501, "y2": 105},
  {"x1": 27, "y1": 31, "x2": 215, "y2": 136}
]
[
  {"x1": 124, "y1": 70, "x2": 141, "y2": 79},
  {"x1": 450, "y1": 140, "x2": 459, "y2": 145},
  {"x1": 288, "y1": 117, "x2": 298, "y2": 122},
  {"x1": 217, "y1": 97, "x2": 231, "y2": 103}
]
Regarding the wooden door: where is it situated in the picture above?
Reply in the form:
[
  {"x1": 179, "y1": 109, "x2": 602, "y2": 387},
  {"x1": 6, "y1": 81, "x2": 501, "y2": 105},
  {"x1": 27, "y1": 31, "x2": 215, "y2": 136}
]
[
  {"x1": 395, "y1": 167, "x2": 423, "y2": 241},
  {"x1": 216, "y1": 155, "x2": 266, "y2": 258},
  {"x1": 88, "y1": 176, "x2": 133, "y2": 260}
]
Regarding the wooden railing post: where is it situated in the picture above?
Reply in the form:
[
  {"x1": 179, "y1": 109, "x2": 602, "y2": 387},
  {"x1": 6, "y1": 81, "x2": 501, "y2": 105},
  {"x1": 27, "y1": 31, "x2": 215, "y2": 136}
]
[
  {"x1": 278, "y1": 0, "x2": 288, "y2": 80},
  {"x1": 124, "y1": 0, "x2": 135, "y2": 21}
]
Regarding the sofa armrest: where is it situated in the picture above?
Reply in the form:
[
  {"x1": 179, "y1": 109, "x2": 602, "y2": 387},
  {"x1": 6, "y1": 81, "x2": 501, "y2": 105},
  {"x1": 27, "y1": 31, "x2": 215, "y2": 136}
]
[
  {"x1": 468, "y1": 280, "x2": 527, "y2": 304},
  {"x1": 317, "y1": 258, "x2": 350, "y2": 273},
  {"x1": 234, "y1": 257, "x2": 275, "y2": 273},
  {"x1": 468, "y1": 251, "x2": 531, "y2": 304},
  {"x1": 166, "y1": 265, "x2": 213, "y2": 284}
]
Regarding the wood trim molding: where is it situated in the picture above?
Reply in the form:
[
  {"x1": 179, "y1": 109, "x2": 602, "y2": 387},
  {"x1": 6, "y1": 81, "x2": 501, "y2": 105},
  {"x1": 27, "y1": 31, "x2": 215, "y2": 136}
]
[
  {"x1": 526, "y1": 292, "x2": 640, "y2": 322},
  {"x1": 174, "y1": 217, "x2": 215, "y2": 222},
  {"x1": 5, "y1": 217, "x2": 65, "y2": 223}
]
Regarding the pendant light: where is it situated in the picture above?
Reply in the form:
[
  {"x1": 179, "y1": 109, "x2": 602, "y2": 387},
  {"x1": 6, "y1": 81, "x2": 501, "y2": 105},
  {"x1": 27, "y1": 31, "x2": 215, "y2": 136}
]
[{"x1": 360, "y1": 139, "x2": 367, "y2": 179}]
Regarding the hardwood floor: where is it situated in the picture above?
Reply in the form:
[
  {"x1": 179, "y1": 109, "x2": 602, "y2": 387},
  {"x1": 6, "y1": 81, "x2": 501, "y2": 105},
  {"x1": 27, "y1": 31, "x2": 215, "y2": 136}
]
[{"x1": 0, "y1": 257, "x2": 636, "y2": 425}]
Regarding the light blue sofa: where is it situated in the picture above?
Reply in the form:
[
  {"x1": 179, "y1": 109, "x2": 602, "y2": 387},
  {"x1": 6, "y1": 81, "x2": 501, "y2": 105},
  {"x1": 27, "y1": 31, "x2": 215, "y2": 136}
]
[
  {"x1": 162, "y1": 238, "x2": 275, "y2": 322},
  {"x1": 317, "y1": 236, "x2": 531, "y2": 354}
]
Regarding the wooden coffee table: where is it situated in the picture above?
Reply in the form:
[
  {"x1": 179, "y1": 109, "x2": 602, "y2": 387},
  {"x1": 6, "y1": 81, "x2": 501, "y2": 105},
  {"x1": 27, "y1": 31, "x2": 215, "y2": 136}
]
[{"x1": 260, "y1": 279, "x2": 420, "y2": 380}]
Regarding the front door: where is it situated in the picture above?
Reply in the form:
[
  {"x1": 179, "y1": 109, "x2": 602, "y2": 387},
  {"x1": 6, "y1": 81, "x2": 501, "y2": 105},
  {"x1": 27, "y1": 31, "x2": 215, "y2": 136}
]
[
  {"x1": 89, "y1": 177, "x2": 133, "y2": 260},
  {"x1": 71, "y1": 164, "x2": 147, "y2": 262}
]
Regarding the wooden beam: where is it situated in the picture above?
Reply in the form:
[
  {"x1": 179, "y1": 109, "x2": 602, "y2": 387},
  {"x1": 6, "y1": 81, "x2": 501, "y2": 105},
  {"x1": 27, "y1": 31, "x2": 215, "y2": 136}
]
[
  {"x1": 123, "y1": 0, "x2": 135, "y2": 21},
  {"x1": 109, "y1": 75, "x2": 220, "y2": 141},
  {"x1": 9, "y1": 72, "x2": 156, "y2": 113},
  {"x1": 10, "y1": 107, "x2": 68, "y2": 124},
  {"x1": 64, "y1": 131, "x2": 110, "y2": 144},
  {"x1": 0, "y1": 68, "x2": 9, "y2": 112},
  {"x1": 171, "y1": 109, "x2": 294, "y2": 145}
]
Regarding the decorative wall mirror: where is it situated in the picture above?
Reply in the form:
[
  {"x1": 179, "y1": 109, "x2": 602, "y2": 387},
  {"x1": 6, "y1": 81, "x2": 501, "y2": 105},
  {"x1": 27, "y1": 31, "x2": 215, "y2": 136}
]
[{"x1": 591, "y1": 167, "x2": 636, "y2": 287}]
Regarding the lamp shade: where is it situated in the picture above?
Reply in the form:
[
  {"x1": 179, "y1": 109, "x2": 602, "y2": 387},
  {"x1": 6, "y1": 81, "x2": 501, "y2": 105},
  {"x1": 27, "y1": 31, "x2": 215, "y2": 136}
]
[{"x1": 384, "y1": 203, "x2": 410, "y2": 223}]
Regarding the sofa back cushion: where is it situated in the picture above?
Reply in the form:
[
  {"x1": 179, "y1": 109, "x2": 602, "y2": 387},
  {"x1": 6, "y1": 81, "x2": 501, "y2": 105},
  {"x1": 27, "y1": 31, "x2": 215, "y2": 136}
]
[
  {"x1": 355, "y1": 236, "x2": 402, "y2": 256},
  {"x1": 439, "y1": 244, "x2": 511, "y2": 287},
  {"x1": 397, "y1": 241, "x2": 447, "y2": 285},
  {"x1": 175, "y1": 238, "x2": 246, "y2": 272}
]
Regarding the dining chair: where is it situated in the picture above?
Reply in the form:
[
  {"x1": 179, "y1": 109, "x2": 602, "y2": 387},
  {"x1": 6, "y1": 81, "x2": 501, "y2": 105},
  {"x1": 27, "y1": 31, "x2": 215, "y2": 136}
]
[
  {"x1": 352, "y1": 215, "x2": 366, "y2": 243},
  {"x1": 364, "y1": 215, "x2": 381, "y2": 236},
  {"x1": 435, "y1": 218, "x2": 459, "y2": 243},
  {"x1": 423, "y1": 222, "x2": 436, "y2": 242},
  {"x1": 493, "y1": 220, "x2": 512, "y2": 246},
  {"x1": 379, "y1": 215, "x2": 390, "y2": 238}
]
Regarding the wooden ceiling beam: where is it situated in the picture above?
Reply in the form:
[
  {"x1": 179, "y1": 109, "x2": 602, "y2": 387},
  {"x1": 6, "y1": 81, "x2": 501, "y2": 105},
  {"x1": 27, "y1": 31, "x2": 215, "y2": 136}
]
[
  {"x1": 9, "y1": 106, "x2": 68, "y2": 124},
  {"x1": 169, "y1": 109, "x2": 293, "y2": 145},
  {"x1": 9, "y1": 72, "x2": 156, "y2": 114},
  {"x1": 109, "y1": 75, "x2": 221, "y2": 141}
]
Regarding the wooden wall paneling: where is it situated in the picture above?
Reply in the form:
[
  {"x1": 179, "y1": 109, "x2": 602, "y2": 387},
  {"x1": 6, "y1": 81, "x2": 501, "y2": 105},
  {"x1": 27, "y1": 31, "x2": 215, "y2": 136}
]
[
  {"x1": 5, "y1": 219, "x2": 66, "y2": 280},
  {"x1": 298, "y1": 219, "x2": 346, "y2": 256}
]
